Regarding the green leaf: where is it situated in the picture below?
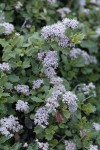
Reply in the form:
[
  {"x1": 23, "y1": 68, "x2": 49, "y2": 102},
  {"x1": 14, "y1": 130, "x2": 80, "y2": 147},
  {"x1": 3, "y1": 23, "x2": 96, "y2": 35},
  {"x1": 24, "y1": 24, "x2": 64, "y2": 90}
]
[{"x1": 8, "y1": 75, "x2": 20, "y2": 82}]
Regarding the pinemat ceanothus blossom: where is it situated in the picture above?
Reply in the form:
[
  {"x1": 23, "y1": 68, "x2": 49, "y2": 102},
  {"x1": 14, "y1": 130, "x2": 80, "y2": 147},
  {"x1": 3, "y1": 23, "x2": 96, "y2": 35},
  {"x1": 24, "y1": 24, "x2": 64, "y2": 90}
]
[
  {"x1": 57, "y1": 7, "x2": 71, "y2": 18},
  {"x1": 0, "y1": 62, "x2": 11, "y2": 72},
  {"x1": 34, "y1": 107, "x2": 49, "y2": 128},
  {"x1": 78, "y1": 82, "x2": 96, "y2": 97},
  {"x1": 0, "y1": 115, "x2": 23, "y2": 137},
  {"x1": 88, "y1": 144, "x2": 98, "y2": 150},
  {"x1": 36, "y1": 139, "x2": 49, "y2": 150},
  {"x1": 16, "y1": 100, "x2": 29, "y2": 112},
  {"x1": 93, "y1": 122, "x2": 100, "y2": 131},
  {"x1": 33, "y1": 79, "x2": 44, "y2": 89},
  {"x1": 65, "y1": 140, "x2": 76, "y2": 150},
  {"x1": 0, "y1": 23, "x2": 14, "y2": 35},
  {"x1": 69, "y1": 48, "x2": 97, "y2": 65},
  {"x1": 14, "y1": 84, "x2": 30, "y2": 96},
  {"x1": 62, "y1": 91, "x2": 78, "y2": 112},
  {"x1": 41, "y1": 18, "x2": 79, "y2": 47}
]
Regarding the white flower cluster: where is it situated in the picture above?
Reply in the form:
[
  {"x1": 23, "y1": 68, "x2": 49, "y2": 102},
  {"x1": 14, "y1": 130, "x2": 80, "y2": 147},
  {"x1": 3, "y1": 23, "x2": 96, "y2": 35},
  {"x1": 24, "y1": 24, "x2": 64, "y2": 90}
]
[
  {"x1": 57, "y1": 7, "x2": 71, "y2": 18},
  {"x1": 14, "y1": 84, "x2": 30, "y2": 96},
  {"x1": 35, "y1": 50, "x2": 78, "y2": 128},
  {"x1": 16, "y1": 100, "x2": 29, "y2": 112},
  {"x1": 33, "y1": 79, "x2": 44, "y2": 89},
  {"x1": 69, "y1": 48, "x2": 97, "y2": 65},
  {"x1": 36, "y1": 139, "x2": 49, "y2": 150},
  {"x1": 41, "y1": 18, "x2": 79, "y2": 47},
  {"x1": 96, "y1": 28, "x2": 100, "y2": 36},
  {"x1": 34, "y1": 107, "x2": 49, "y2": 128},
  {"x1": 81, "y1": 8, "x2": 90, "y2": 15},
  {"x1": 0, "y1": 115, "x2": 23, "y2": 137},
  {"x1": 65, "y1": 140, "x2": 76, "y2": 150},
  {"x1": 38, "y1": 50, "x2": 58, "y2": 78},
  {"x1": 0, "y1": 62, "x2": 11, "y2": 72},
  {"x1": 78, "y1": 82, "x2": 96, "y2": 97},
  {"x1": 15, "y1": 1, "x2": 23, "y2": 10},
  {"x1": 93, "y1": 122, "x2": 100, "y2": 131},
  {"x1": 88, "y1": 144, "x2": 98, "y2": 150},
  {"x1": 23, "y1": 143, "x2": 28, "y2": 148},
  {"x1": 0, "y1": 23, "x2": 14, "y2": 35},
  {"x1": 62, "y1": 91, "x2": 78, "y2": 112},
  {"x1": 79, "y1": 0, "x2": 86, "y2": 7},
  {"x1": 47, "y1": 0, "x2": 56, "y2": 5},
  {"x1": 90, "y1": 0, "x2": 100, "y2": 6}
]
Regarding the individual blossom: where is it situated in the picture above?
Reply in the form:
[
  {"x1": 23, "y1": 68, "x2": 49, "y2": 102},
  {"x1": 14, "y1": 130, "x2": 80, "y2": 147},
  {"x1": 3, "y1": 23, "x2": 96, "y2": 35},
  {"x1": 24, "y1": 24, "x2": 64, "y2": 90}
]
[
  {"x1": 79, "y1": 0, "x2": 86, "y2": 7},
  {"x1": 0, "y1": 62, "x2": 11, "y2": 72},
  {"x1": 88, "y1": 144, "x2": 98, "y2": 150},
  {"x1": 44, "y1": 67, "x2": 56, "y2": 78},
  {"x1": 93, "y1": 122, "x2": 100, "y2": 131},
  {"x1": 0, "y1": 23, "x2": 14, "y2": 35},
  {"x1": 38, "y1": 52, "x2": 45, "y2": 60},
  {"x1": 15, "y1": 1, "x2": 23, "y2": 10},
  {"x1": 81, "y1": 8, "x2": 90, "y2": 15},
  {"x1": 50, "y1": 76, "x2": 63, "y2": 85},
  {"x1": 57, "y1": 7, "x2": 71, "y2": 18},
  {"x1": 45, "y1": 96, "x2": 59, "y2": 112},
  {"x1": 96, "y1": 28, "x2": 100, "y2": 36},
  {"x1": 34, "y1": 107, "x2": 49, "y2": 128},
  {"x1": 41, "y1": 22, "x2": 66, "y2": 40},
  {"x1": 62, "y1": 91, "x2": 78, "y2": 112},
  {"x1": 63, "y1": 18, "x2": 79, "y2": 29},
  {"x1": 33, "y1": 79, "x2": 44, "y2": 90},
  {"x1": 36, "y1": 139, "x2": 49, "y2": 150},
  {"x1": 16, "y1": 100, "x2": 29, "y2": 112},
  {"x1": 65, "y1": 140, "x2": 76, "y2": 150},
  {"x1": 43, "y1": 51, "x2": 58, "y2": 69},
  {"x1": 14, "y1": 84, "x2": 30, "y2": 96},
  {"x1": 69, "y1": 48, "x2": 97, "y2": 65},
  {"x1": 78, "y1": 82, "x2": 96, "y2": 97},
  {"x1": 0, "y1": 115, "x2": 23, "y2": 137},
  {"x1": 58, "y1": 35, "x2": 70, "y2": 47}
]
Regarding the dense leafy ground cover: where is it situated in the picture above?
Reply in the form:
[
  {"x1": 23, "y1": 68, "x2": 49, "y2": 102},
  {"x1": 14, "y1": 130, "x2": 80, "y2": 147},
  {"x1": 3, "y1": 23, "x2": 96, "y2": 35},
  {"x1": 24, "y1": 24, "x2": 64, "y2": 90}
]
[{"x1": 0, "y1": 0, "x2": 100, "y2": 150}]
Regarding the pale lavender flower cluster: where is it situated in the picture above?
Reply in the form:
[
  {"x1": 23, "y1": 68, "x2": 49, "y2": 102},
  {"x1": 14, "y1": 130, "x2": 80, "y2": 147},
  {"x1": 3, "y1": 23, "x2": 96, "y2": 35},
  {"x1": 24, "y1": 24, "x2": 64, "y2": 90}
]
[
  {"x1": 90, "y1": 0, "x2": 100, "y2": 6},
  {"x1": 0, "y1": 115, "x2": 23, "y2": 137},
  {"x1": 0, "y1": 23, "x2": 14, "y2": 35},
  {"x1": 38, "y1": 51, "x2": 58, "y2": 69},
  {"x1": 69, "y1": 48, "x2": 97, "y2": 65},
  {"x1": 63, "y1": 18, "x2": 79, "y2": 29},
  {"x1": 38, "y1": 50, "x2": 58, "y2": 78},
  {"x1": 33, "y1": 79, "x2": 44, "y2": 90},
  {"x1": 0, "y1": 62, "x2": 11, "y2": 72},
  {"x1": 88, "y1": 144, "x2": 98, "y2": 150},
  {"x1": 65, "y1": 140, "x2": 76, "y2": 150},
  {"x1": 44, "y1": 67, "x2": 56, "y2": 78},
  {"x1": 62, "y1": 91, "x2": 78, "y2": 112},
  {"x1": 45, "y1": 96, "x2": 60, "y2": 112},
  {"x1": 41, "y1": 18, "x2": 79, "y2": 47},
  {"x1": 47, "y1": 0, "x2": 56, "y2": 5},
  {"x1": 34, "y1": 107, "x2": 49, "y2": 128},
  {"x1": 36, "y1": 50, "x2": 78, "y2": 128},
  {"x1": 14, "y1": 84, "x2": 30, "y2": 96},
  {"x1": 16, "y1": 100, "x2": 29, "y2": 112},
  {"x1": 78, "y1": 82, "x2": 96, "y2": 97},
  {"x1": 93, "y1": 122, "x2": 100, "y2": 131},
  {"x1": 36, "y1": 139, "x2": 49, "y2": 150},
  {"x1": 57, "y1": 7, "x2": 71, "y2": 18},
  {"x1": 96, "y1": 28, "x2": 100, "y2": 36},
  {"x1": 79, "y1": 0, "x2": 86, "y2": 7}
]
